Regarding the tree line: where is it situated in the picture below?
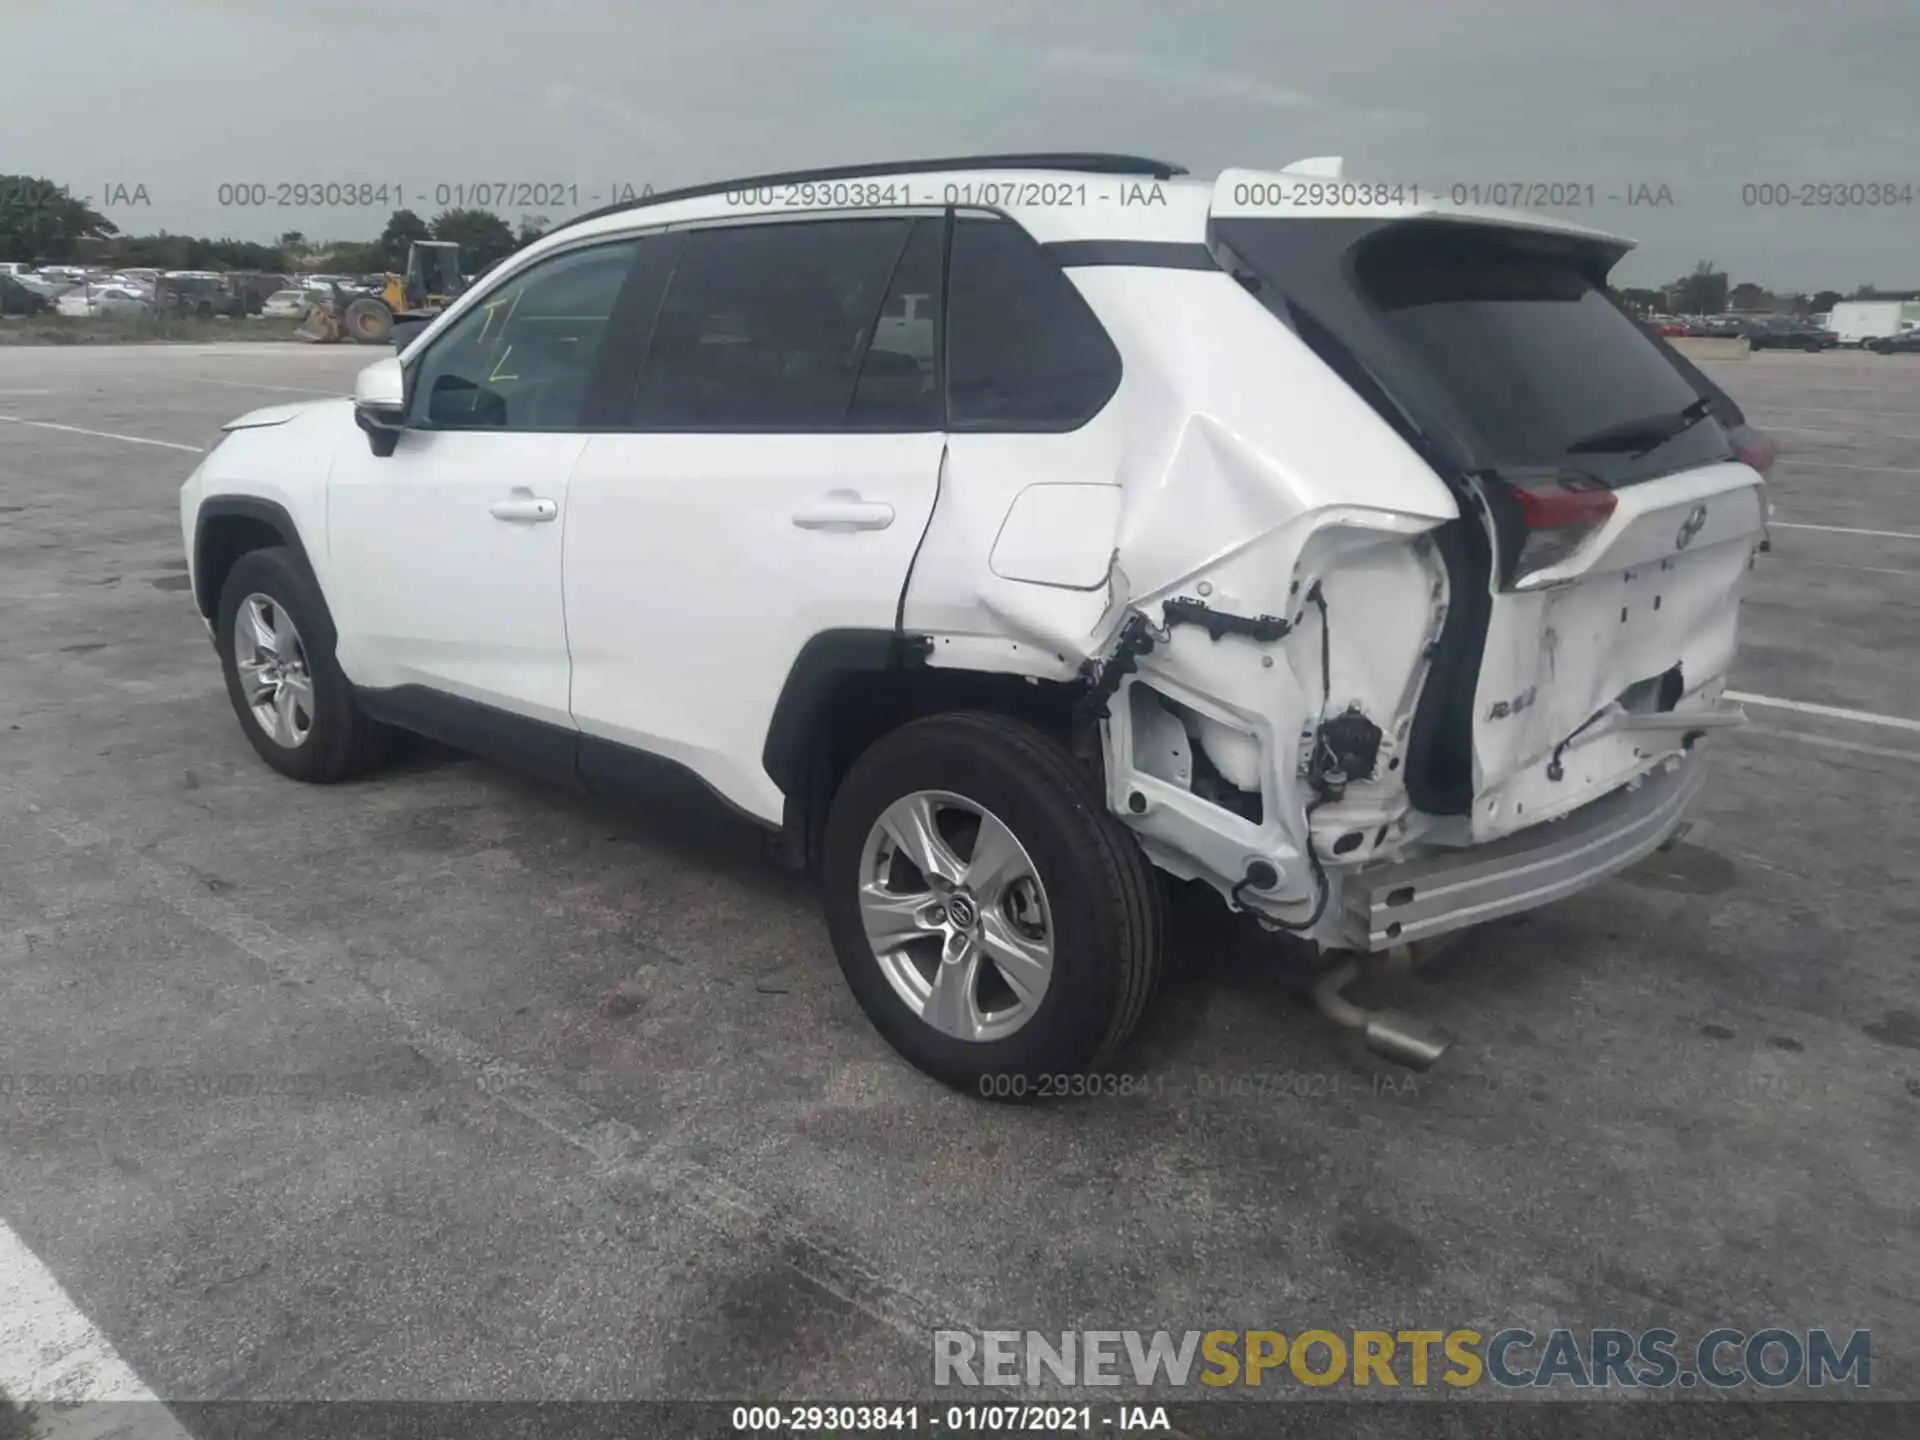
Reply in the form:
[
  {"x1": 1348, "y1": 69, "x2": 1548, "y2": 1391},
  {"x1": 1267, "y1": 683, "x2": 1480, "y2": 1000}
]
[
  {"x1": 1, "y1": 173, "x2": 534, "y2": 273},
  {"x1": 1612, "y1": 260, "x2": 1887, "y2": 317}
]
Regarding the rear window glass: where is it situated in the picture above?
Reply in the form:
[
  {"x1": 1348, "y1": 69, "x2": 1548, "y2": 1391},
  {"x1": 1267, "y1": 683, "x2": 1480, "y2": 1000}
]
[{"x1": 1351, "y1": 227, "x2": 1730, "y2": 475}]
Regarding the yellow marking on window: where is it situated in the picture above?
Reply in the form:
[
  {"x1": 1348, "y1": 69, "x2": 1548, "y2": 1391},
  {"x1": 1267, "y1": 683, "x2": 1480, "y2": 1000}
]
[
  {"x1": 477, "y1": 298, "x2": 507, "y2": 344},
  {"x1": 488, "y1": 344, "x2": 518, "y2": 383}
]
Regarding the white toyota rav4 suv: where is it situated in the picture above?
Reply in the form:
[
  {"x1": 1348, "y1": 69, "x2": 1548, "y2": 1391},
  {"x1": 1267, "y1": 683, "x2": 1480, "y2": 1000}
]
[{"x1": 180, "y1": 153, "x2": 1770, "y2": 1093}]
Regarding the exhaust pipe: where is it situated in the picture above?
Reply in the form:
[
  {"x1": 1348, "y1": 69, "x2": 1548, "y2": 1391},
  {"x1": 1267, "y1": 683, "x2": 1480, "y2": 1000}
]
[{"x1": 1310, "y1": 957, "x2": 1452, "y2": 1071}]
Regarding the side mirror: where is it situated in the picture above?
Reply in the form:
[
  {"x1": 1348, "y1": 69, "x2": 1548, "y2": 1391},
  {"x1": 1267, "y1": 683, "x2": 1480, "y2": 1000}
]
[{"x1": 352, "y1": 355, "x2": 407, "y2": 457}]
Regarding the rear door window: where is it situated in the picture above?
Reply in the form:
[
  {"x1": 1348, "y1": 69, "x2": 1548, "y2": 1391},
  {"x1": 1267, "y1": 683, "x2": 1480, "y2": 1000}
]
[
  {"x1": 848, "y1": 216, "x2": 944, "y2": 429},
  {"x1": 631, "y1": 217, "x2": 923, "y2": 431}
]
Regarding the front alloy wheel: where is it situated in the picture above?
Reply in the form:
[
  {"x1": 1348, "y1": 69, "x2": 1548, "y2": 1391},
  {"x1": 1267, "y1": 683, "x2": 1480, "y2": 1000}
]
[
  {"x1": 232, "y1": 592, "x2": 315, "y2": 748},
  {"x1": 213, "y1": 545, "x2": 390, "y2": 782},
  {"x1": 859, "y1": 790, "x2": 1055, "y2": 1043}
]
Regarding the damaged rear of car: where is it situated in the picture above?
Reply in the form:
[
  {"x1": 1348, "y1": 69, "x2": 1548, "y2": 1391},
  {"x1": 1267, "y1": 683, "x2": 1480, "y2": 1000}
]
[{"x1": 1045, "y1": 176, "x2": 1764, "y2": 1057}]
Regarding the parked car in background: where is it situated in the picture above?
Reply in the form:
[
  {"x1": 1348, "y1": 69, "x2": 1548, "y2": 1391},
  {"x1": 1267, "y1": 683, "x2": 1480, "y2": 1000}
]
[
  {"x1": 1, "y1": 262, "x2": 38, "y2": 278},
  {"x1": 261, "y1": 289, "x2": 312, "y2": 319},
  {"x1": 10, "y1": 274, "x2": 71, "y2": 302},
  {"x1": 228, "y1": 272, "x2": 294, "y2": 314},
  {"x1": 1744, "y1": 318, "x2": 1838, "y2": 351},
  {"x1": 99, "y1": 275, "x2": 156, "y2": 300},
  {"x1": 156, "y1": 274, "x2": 248, "y2": 319},
  {"x1": 0, "y1": 274, "x2": 53, "y2": 314},
  {"x1": 1680, "y1": 316, "x2": 1731, "y2": 337},
  {"x1": 1867, "y1": 329, "x2": 1920, "y2": 355},
  {"x1": 55, "y1": 284, "x2": 152, "y2": 318}
]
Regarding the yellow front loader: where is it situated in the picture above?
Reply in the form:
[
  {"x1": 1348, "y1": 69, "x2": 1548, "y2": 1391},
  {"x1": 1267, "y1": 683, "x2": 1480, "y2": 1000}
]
[{"x1": 297, "y1": 240, "x2": 464, "y2": 344}]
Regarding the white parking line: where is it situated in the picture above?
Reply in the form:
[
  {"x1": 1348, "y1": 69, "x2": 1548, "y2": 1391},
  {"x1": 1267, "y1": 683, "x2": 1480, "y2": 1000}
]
[
  {"x1": 0, "y1": 1216, "x2": 188, "y2": 1431},
  {"x1": 1771, "y1": 521, "x2": 1920, "y2": 540},
  {"x1": 1789, "y1": 558, "x2": 1916, "y2": 577},
  {"x1": 178, "y1": 377, "x2": 340, "y2": 395},
  {"x1": 0, "y1": 417, "x2": 205, "y2": 454},
  {"x1": 1749, "y1": 405, "x2": 1920, "y2": 419},
  {"x1": 1728, "y1": 692, "x2": 1920, "y2": 733},
  {"x1": 1768, "y1": 424, "x2": 1920, "y2": 440},
  {"x1": 1743, "y1": 723, "x2": 1920, "y2": 764},
  {"x1": 1776, "y1": 459, "x2": 1920, "y2": 476}
]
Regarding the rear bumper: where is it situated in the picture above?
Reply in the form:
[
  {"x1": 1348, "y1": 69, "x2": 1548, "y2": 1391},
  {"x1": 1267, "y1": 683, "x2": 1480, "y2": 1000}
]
[{"x1": 1336, "y1": 752, "x2": 1708, "y2": 951}]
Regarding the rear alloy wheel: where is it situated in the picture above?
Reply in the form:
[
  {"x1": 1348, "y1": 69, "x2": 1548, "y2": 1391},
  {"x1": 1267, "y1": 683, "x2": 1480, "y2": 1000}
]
[
  {"x1": 859, "y1": 790, "x2": 1057, "y2": 1044},
  {"x1": 822, "y1": 712, "x2": 1163, "y2": 1097}
]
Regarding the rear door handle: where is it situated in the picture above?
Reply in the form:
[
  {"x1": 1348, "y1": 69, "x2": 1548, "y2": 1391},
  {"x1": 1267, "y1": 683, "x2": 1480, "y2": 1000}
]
[
  {"x1": 490, "y1": 491, "x2": 557, "y2": 523},
  {"x1": 791, "y1": 490, "x2": 895, "y2": 532}
]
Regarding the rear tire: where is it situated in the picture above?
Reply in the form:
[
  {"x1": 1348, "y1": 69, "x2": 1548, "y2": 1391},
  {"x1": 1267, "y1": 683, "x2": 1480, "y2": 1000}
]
[
  {"x1": 821, "y1": 712, "x2": 1164, "y2": 1099},
  {"x1": 215, "y1": 547, "x2": 391, "y2": 783}
]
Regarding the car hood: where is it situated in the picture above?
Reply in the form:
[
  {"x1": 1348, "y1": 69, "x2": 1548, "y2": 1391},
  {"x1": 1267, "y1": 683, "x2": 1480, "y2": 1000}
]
[{"x1": 221, "y1": 398, "x2": 345, "y2": 431}]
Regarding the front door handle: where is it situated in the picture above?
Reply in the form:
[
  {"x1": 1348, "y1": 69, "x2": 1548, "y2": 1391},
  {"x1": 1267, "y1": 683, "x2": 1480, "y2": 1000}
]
[
  {"x1": 791, "y1": 490, "x2": 895, "y2": 532},
  {"x1": 490, "y1": 489, "x2": 557, "y2": 523}
]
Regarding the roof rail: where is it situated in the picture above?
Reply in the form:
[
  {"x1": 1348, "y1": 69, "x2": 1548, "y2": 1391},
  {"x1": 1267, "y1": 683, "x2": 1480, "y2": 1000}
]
[{"x1": 547, "y1": 152, "x2": 1188, "y2": 236}]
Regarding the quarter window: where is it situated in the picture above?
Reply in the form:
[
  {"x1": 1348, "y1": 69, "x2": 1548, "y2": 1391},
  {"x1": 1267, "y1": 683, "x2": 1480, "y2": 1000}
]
[{"x1": 945, "y1": 215, "x2": 1121, "y2": 430}]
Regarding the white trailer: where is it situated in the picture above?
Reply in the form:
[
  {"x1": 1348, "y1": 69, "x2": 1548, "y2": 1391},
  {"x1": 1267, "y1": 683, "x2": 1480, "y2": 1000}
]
[{"x1": 1828, "y1": 300, "x2": 1920, "y2": 346}]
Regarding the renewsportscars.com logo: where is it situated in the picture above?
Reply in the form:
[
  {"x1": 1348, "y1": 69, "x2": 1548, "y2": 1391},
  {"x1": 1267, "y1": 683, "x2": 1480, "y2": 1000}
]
[{"x1": 934, "y1": 1327, "x2": 1872, "y2": 1391}]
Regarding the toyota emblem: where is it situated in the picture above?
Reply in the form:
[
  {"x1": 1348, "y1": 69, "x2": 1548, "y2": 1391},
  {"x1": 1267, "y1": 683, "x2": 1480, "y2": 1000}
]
[{"x1": 1676, "y1": 504, "x2": 1708, "y2": 550}]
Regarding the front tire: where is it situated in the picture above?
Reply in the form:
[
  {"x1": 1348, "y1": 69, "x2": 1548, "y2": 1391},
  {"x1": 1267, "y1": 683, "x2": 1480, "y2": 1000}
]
[
  {"x1": 215, "y1": 547, "x2": 390, "y2": 782},
  {"x1": 344, "y1": 298, "x2": 393, "y2": 344},
  {"x1": 821, "y1": 712, "x2": 1164, "y2": 1098}
]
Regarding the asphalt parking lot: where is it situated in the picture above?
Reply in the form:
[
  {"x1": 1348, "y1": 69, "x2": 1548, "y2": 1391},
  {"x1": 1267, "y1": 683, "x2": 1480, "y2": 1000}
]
[{"x1": 2, "y1": 344, "x2": 1917, "y2": 1422}]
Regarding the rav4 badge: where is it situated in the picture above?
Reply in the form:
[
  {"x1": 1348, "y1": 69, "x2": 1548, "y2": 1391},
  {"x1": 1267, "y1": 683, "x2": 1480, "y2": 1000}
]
[{"x1": 1488, "y1": 685, "x2": 1537, "y2": 721}]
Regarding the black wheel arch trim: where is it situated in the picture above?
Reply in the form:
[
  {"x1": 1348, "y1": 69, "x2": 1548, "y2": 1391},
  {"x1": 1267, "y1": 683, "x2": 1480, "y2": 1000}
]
[
  {"x1": 192, "y1": 495, "x2": 318, "y2": 621},
  {"x1": 762, "y1": 628, "x2": 907, "y2": 798}
]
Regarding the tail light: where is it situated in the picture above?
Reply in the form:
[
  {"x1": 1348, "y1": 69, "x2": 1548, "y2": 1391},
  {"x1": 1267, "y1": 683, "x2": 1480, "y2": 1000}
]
[
  {"x1": 1729, "y1": 423, "x2": 1776, "y2": 475},
  {"x1": 1510, "y1": 475, "x2": 1618, "y2": 587},
  {"x1": 1728, "y1": 423, "x2": 1776, "y2": 550}
]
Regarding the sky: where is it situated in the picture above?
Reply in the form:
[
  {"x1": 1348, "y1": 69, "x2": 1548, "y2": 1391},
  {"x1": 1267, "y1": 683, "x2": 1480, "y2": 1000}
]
[{"x1": 5, "y1": 0, "x2": 1918, "y2": 292}]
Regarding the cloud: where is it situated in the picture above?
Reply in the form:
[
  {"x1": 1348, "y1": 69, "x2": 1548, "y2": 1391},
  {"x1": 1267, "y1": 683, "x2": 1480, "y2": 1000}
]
[
  {"x1": 541, "y1": 82, "x2": 685, "y2": 149},
  {"x1": 1024, "y1": 46, "x2": 1317, "y2": 111}
]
